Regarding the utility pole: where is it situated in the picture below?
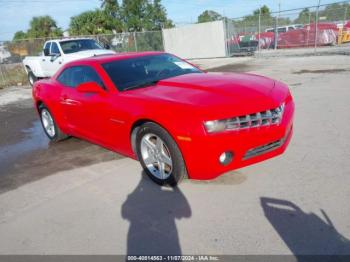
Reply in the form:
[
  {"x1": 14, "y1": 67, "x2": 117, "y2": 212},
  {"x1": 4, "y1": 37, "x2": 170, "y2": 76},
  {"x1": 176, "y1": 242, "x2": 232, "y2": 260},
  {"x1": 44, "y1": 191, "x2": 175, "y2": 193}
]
[{"x1": 314, "y1": 0, "x2": 321, "y2": 52}]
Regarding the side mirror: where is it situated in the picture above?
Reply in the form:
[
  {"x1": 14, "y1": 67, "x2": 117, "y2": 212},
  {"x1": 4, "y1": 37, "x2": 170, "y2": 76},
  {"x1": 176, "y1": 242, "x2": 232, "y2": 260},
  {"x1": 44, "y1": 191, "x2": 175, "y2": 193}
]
[
  {"x1": 50, "y1": 53, "x2": 60, "y2": 62},
  {"x1": 76, "y1": 82, "x2": 105, "y2": 94},
  {"x1": 43, "y1": 48, "x2": 50, "y2": 56}
]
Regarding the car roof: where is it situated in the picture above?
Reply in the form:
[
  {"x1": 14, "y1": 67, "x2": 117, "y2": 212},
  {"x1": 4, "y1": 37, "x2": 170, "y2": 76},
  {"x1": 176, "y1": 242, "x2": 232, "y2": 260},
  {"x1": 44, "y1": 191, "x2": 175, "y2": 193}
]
[
  {"x1": 65, "y1": 51, "x2": 166, "y2": 66},
  {"x1": 46, "y1": 37, "x2": 95, "y2": 43}
]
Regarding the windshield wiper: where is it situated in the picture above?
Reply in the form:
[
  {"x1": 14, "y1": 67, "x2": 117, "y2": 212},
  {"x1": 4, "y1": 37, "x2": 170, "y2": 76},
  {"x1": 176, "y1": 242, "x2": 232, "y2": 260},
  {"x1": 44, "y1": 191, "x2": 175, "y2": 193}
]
[{"x1": 123, "y1": 80, "x2": 159, "y2": 91}]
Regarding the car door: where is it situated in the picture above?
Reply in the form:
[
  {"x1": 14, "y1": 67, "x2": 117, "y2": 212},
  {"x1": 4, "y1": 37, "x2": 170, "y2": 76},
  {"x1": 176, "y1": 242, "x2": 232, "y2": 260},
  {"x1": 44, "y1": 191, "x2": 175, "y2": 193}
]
[
  {"x1": 57, "y1": 65, "x2": 112, "y2": 143},
  {"x1": 41, "y1": 41, "x2": 53, "y2": 77},
  {"x1": 45, "y1": 42, "x2": 64, "y2": 76}
]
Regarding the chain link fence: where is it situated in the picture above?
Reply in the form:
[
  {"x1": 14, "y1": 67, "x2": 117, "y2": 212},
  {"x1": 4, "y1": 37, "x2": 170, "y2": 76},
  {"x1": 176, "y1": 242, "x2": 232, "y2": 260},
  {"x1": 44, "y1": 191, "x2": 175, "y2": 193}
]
[
  {"x1": 0, "y1": 30, "x2": 163, "y2": 88},
  {"x1": 224, "y1": 2, "x2": 350, "y2": 56}
]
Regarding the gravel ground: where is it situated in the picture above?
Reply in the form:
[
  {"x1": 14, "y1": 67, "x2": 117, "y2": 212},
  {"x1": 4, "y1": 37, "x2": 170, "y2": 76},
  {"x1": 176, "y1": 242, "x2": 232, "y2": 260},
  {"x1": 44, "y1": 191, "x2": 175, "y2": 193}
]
[{"x1": 0, "y1": 55, "x2": 349, "y2": 256}]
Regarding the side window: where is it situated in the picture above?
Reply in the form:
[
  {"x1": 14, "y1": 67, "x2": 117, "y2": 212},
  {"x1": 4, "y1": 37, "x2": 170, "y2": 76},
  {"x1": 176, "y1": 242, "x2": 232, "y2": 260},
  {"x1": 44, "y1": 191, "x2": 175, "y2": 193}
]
[
  {"x1": 278, "y1": 27, "x2": 287, "y2": 33},
  {"x1": 43, "y1": 42, "x2": 51, "y2": 56},
  {"x1": 57, "y1": 67, "x2": 72, "y2": 87},
  {"x1": 288, "y1": 26, "x2": 295, "y2": 31},
  {"x1": 51, "y1": 42, "x2": 60, "y2": 55},
  {"x1": 81, "y1": 66, "x2": 105, "y2": 89},
  {"x1": 57, "y1": 66, "x2": 105, "y2": 89}
]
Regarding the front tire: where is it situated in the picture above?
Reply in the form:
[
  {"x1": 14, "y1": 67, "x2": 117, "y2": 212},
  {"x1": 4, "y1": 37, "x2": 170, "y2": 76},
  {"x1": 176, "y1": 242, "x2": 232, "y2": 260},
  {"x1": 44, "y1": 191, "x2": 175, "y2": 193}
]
[
  {"x1": 136, "y1": 122, "x2": 187, "y2": 187},
  {"x1": 39, "y1": 104, "x2": 68, "y2": 142},
  {"x1": 27, "y1": 70, "x2": 37, "y2": 87}
]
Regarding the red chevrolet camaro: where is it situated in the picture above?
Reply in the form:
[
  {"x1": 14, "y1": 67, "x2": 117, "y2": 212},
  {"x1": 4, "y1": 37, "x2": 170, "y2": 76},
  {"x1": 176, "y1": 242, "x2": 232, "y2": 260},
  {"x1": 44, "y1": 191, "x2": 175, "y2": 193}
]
[{"x1": 32, "y1": 52, "x2": 294, "y2": 186}]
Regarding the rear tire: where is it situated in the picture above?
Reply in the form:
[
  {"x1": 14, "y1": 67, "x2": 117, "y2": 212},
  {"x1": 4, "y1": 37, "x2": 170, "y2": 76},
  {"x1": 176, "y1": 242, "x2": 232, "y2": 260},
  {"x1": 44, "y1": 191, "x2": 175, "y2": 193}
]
[
  {"x1": 39, "y1": 104, "x2": 68, "y2": 142},
  {"x1": 136, "y1": 122, "x2": 187, "y2": 187},
  {"x1": 27, "y1": 70, "x2": 37, "y2": 86}
]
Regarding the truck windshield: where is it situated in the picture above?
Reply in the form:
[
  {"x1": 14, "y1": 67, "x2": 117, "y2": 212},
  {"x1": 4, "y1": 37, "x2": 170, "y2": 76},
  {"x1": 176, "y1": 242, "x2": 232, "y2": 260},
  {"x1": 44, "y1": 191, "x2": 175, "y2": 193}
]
[
  {"x1": 60, "y1": 39, "x2": 103, "y2": 54},
  {"x1": 102, "y1": 53, "x2": 202, "y2": 91}
]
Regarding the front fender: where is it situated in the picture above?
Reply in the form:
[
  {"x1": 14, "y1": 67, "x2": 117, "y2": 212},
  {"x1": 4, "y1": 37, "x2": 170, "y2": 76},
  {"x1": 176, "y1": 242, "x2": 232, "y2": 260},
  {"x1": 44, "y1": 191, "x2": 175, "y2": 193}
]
[{"x1": 23, "y1": 58, "x2": 46, "y2": 78}]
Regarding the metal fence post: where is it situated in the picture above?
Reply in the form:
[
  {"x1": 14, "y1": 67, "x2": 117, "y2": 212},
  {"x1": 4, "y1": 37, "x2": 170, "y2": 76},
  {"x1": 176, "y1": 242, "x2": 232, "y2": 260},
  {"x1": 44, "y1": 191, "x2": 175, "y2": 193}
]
[
  {"x1": 314, "y1": 0, "x2": 321, "y2": 52},
  {"x1": 344, "y1": 5, "x2": 348, "y2": 24},
  {"x1": 0, "y1": 65, "x2": 5, "y2": 86},
  {"x1": 274, "y1": 1, "x2": 280, "y2": 50},
  {"x1": 274, "y1": 16, "x2": 278, "y2": 50},
  {"x1": 258, "y1": 7, "x2": 261, "y2": 54},
  {"x1": 306, "y1": 12, "x2": 311, "y2": 47},
  {"x1": 224, "y1": 19, "x2": 230, "y2": 57},
  {"x1": 161, "y1": 29, "x2": 166, "y2": 52},
  {"x1": 133, "y1": 32, "x2": 138, "y2": 52}
]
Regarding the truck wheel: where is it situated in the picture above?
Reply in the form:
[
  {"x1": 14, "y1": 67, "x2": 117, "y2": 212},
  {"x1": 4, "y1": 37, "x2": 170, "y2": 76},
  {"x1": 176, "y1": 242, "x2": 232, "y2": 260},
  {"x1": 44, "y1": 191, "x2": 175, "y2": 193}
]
[
  {"x1": 28, "y1": 70, "x2": 37, "y2": 86},
  {"x1": 136, "y1": 122, "x2": 187, "y2": 187}
]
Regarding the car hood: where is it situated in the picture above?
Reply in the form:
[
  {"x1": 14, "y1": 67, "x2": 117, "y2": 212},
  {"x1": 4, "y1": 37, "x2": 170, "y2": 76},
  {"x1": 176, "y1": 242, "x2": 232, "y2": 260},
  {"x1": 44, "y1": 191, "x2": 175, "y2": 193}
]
[
  {"x1": 128, "y1": 72, "x2": 286, "y2": 118},
  {"x1": 65, "y1": 49, "x2": 115, "y2": 59}
]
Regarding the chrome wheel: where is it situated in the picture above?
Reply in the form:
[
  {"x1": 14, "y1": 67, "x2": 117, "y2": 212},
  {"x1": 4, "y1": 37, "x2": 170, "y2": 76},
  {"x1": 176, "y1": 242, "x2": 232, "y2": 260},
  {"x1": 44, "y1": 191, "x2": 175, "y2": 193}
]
[
  {"x1": 41, "y1": 109, "x2": 55, "y2": 138},
  {"x1": 140, "y1": 133, "x2": 173, "y2": 180},
  {"x1": 28, "y1": 74, "x2": 34, "y2": 85}
]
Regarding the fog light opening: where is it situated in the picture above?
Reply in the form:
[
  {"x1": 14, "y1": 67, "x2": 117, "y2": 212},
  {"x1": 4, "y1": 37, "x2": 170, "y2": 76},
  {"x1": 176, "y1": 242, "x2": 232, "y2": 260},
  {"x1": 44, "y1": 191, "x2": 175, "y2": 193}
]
[{"x1": 219, "y1": 151, "x2": 233, "y2": 166}]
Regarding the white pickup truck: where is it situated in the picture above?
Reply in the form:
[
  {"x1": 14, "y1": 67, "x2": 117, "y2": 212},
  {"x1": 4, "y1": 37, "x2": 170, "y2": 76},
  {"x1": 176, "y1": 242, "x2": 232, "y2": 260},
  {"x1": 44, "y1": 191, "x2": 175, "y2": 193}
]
[{"x1": 23, "y1": 38, "x2": 115, "y2": 86}]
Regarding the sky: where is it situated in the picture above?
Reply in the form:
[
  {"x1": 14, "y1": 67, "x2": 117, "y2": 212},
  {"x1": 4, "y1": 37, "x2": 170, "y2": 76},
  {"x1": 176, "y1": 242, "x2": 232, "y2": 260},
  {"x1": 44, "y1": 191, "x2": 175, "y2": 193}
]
[{"x1": 0, "y1": 0, "x2": 341, "y2": 40}]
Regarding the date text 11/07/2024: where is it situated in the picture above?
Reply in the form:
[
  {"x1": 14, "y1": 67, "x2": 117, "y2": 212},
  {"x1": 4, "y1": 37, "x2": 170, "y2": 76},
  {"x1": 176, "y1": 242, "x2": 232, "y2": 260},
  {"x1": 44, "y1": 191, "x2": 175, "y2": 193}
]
[{"x1": 127, "y1": 255, "x2": 220, "y2": 261}]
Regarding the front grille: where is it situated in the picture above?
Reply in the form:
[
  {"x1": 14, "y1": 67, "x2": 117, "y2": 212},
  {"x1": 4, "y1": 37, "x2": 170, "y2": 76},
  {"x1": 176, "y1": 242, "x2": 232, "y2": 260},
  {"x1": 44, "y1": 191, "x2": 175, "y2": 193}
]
[
  {"x1": 244, "y1": 140, "x2": 282, "y2": 160},
  {"x1": 243, "y1": 125, "x2": 292, "y2": 160},
  {"x1": 226, "y1": 104, "x2": 285, "y2": 130}
]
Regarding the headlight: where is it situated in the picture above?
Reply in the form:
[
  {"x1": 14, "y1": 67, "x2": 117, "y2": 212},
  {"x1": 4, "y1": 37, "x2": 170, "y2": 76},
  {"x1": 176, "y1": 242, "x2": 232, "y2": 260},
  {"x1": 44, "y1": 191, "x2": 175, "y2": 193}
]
[
  {"x1": 204, "y1": 120, "x2": 226, "y2": 133},
  {"x1": 204, "y1": 118, "x2": 240, "y2": 133},
  {"x1": 204, "y1": 103, "x2": 285, "y2": 133}
]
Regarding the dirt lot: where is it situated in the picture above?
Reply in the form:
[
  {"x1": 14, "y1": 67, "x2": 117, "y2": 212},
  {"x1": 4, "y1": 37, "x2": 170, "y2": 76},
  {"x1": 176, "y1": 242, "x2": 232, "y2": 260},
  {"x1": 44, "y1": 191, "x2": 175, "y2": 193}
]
[{"x1": 0, "y1": 55, "x2": 349, "y2": 255}]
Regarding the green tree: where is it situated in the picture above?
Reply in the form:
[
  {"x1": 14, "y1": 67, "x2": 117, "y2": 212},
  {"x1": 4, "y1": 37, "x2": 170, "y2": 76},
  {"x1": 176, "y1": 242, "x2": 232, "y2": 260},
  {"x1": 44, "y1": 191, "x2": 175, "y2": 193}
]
[
  {"x1": 121, "y1": 0, "x2": 148, "y2": 31},
  {"x1": 121, "y1": 0, "x2": 173, "y2": 32},
  {"x1": 255, "y1": 5, "x2": 274, "y2": 27},
  {"x1": 100, "y1": 0, "x2": 123, "y2": 32},
  {"x1": 13, "y1": 31, "x2": 28, "y2": 41},
  {"x1": 294, "y1": 3, "x2": 350, "y2": 25},
  {"x1": 145, "y1": 0, "x2": 174, "y2": 30},
  {"x1": 101, "y1": 0, "x2": 120, "y2": 17},
  {"x1": 27, "y1": 16, "x2": 63, "y2": 38},
  {"x1": 233, "y1": 5, "x2": 274, "y2": 30},
  {"x1": 197, "y1": 10, "x2": 222, "y2": 23},
  {"x1": 70, "y1": 9, "x2": 122, "y2": 35},
  {"x1": 253, "y1": 5, "x2": 271, "y2": 16},
  {"x1": 319, "y1": 3, "x2": 350, "y2": 22},
  {"x1": 294, "y1": 8, "x2": 313, "y2": 24},
  {"x1": 12, "y1": 16, "x2": 62, "y2": 40}
]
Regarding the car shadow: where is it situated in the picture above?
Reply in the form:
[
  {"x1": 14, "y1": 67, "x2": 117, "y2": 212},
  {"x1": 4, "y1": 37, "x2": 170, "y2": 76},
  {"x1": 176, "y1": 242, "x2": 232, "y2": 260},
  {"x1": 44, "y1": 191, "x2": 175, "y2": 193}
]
[
  {"x1": 122, "y1": 172, "x2": 192, "y2": 255},
  {"x1": 260, "y1": 197, "x2": 350, "y2": 258}
]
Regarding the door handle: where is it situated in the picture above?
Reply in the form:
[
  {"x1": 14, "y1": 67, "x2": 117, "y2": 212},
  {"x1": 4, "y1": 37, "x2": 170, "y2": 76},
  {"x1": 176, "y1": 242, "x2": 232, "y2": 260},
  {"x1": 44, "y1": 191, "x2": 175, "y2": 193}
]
[
  {"x1": 60, "y1": 96, "x2": 67, "y2": 104},
  {"x1": 62, "y1": 98, "x2": 81, "y2": 106},
  {"x1": 42, "y1": 59, "x2": 45, "y2": 62}
]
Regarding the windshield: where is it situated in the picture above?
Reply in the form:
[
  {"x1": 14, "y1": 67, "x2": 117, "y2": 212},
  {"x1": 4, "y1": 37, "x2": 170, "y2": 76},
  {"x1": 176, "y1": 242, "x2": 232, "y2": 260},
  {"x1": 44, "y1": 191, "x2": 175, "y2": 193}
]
[
  {"x1": 60, "y1": 39, "x2": 103, "y2": 54},
  {"x1": 102, "y1": 53, "x2": 202, "y2": 91}
]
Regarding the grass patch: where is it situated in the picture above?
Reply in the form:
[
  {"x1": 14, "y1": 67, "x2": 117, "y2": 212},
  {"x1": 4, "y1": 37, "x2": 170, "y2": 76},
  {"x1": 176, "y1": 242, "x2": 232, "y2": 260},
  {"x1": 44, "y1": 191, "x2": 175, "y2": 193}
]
[{"x1": 0, "y1": 64, "x2": 28, "y2": 88}]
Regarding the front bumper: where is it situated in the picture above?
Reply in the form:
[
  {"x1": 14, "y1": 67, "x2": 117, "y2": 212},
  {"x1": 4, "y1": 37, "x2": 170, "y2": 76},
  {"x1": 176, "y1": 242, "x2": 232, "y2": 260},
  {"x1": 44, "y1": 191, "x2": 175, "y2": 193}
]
[{"x1": 179, "y1": 99, "x2": 294, "y2": 180}]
